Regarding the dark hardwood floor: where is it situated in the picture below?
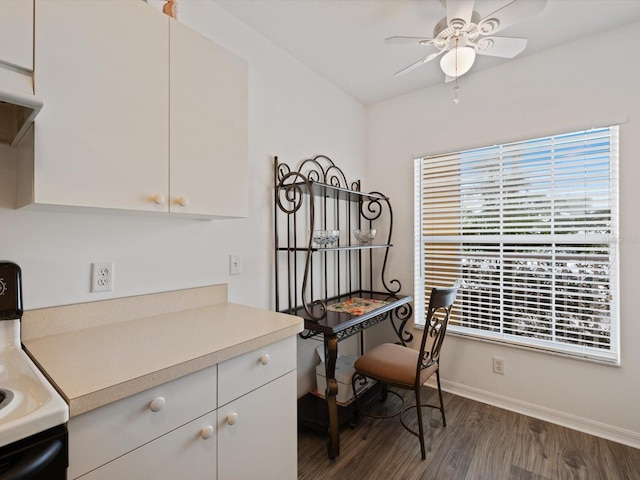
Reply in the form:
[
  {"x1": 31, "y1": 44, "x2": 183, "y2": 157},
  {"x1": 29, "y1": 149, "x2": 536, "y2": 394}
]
[{"x1": 298, "y1": 388, "x2": 640, "y2": 480}]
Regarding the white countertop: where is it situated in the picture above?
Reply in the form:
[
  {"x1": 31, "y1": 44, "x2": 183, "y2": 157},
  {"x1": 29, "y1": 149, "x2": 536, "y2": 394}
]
[{"x1": 21, "y1": 286, "x2": 303, "y2": 417}]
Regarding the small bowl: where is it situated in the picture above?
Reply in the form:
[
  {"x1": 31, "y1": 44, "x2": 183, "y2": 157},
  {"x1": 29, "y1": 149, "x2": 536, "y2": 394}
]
[
  {"x1": 312, "y1": 229, "x2": 340, "y2": 247},
  {"x1": 354, "y1": 229, "x2": 376, "y2": 245}
]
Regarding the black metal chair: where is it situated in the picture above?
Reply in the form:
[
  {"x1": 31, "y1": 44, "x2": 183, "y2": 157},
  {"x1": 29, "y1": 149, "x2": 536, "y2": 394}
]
[{"x1": 351, "y1": 285, "x2": 459, "y2": 459}]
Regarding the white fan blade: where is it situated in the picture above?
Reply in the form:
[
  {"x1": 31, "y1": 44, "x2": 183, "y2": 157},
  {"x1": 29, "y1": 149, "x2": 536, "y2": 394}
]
[
  {"x1": 478, "y1": 0, "x2": 547, "y2": 35},
  {"x1": 385, "y1": 36, "x2": 435, "y2": 45},
  {"x1": 394, "y1": 50, "x2": 445, "y2": 76},
  {"x1": 475, "y1": 36, "x2": 527, "y2": 58},
  {"x1": 446, "y1": 0, "x2": 475, "y2": 27}
]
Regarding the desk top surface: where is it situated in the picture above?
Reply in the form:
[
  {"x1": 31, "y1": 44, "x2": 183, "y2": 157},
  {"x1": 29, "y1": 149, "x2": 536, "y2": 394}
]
[{"x1": 284, "y1": 292, "x2": 412, "y2": 336}]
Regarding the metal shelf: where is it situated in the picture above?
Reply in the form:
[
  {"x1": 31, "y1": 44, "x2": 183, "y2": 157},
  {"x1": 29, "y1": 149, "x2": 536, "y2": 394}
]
[
  {"x1": 276, "y1": 244, "x2": 392, "y2": 252},
  {"x1": 298, "y1": 181, "x2": 388, "y2": 202}
]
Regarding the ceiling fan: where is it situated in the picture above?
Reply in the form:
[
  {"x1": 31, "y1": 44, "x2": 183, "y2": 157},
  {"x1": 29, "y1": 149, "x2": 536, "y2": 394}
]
[{"x1": 387, "y1": 0, "x2": 547, "y2": 82}]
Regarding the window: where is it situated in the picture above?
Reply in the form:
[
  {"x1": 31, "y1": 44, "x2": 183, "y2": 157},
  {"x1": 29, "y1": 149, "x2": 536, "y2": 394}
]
[{"x1": 414, "y1": 126, "x2": 619, "y2": 363}]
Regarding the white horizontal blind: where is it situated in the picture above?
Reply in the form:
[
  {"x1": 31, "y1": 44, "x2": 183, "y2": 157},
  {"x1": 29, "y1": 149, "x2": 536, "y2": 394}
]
[{"x1": 414, "y1": 126, "x2": 619, "y2": 363}]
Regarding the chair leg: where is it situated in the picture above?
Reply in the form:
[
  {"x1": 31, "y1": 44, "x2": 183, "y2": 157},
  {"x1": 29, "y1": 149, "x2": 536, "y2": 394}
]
[
  {"x1": 436, "y1": 369, "x2": 446, "y2": 427},
  {"x1": 414, "y1": 385, "x2": 426, "y2": 460}
]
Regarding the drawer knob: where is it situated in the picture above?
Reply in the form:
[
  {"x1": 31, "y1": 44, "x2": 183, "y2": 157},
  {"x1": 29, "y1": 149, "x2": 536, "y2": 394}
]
[
  {"x1": 201, "y1": 425, "x2": 214, "y2": 440},
  {"x1": 259, "y1": 354, "x2": 270, "y2": 365},
  {"x1": 227, "y1": 412, "x2": 238, "y2": 426},
  {"x1": 176, "y1": 196, "x2": 189, "y2": 207},
  {"x1": 152, "y1": 194, "x2": 166, "y2": 205},
  {"x1": 149, "y1": 396, "x2": 166, "y2": 412}
]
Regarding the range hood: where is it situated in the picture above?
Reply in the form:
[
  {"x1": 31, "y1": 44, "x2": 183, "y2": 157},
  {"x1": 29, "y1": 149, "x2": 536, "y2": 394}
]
[{"x1": 0, "y1": 88, "x2": 42, "y2": 147}]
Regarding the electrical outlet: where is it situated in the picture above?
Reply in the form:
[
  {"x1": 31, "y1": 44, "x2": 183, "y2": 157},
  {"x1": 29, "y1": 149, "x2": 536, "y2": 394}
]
[
  {"x1": 493, "y1": 356, "x2": 505, "y2": 375},
  {"x1": 91, "y1": 262, "x2": 114, "y2": 292},
  {"x1": 229, "y1": 254, "x2": 242, "y2": 275}
]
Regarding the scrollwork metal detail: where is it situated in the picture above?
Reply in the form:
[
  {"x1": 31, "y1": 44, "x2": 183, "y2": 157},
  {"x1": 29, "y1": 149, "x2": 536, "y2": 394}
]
[
  {"x1": 275, "y1": 155, "x2": 409, "y2": 324},
  {"x1": 365, "y1": 193, "x2": 402, "y2": 295},
  {"x1": 390, "y1": 302, "x2": 414, "y2": 346},
  {"x1": 275, "y1": 171, "x2": 306, "y2": 215},
  {"x1": 360, "y1": 196, "x2": 383, "y2": 222}
]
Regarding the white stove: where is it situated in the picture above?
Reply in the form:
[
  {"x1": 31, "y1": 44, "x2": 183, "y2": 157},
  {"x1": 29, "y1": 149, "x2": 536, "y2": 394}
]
[
  {"x1": 0, "y1": 319, "x2": 69, "y2": 448},
  {"x1": 0, "y1": 261, "x2": 69, "y2": 479}
]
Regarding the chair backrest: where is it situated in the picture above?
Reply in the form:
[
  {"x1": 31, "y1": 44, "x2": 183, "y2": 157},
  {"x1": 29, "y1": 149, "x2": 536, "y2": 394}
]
[{"x1": 417, "y1": 285, "x2": 459, "y2": 379}]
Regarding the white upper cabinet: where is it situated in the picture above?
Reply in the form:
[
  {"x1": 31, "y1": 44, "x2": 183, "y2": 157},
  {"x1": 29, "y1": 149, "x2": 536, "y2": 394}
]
[
  {"x1": 19, "y1": 0, "x2": 248, "y2": 218},
  {"x1": 0, "y1": 0, "x2": 34, "y2": 94},
  {"x1": 30, "y1": 0, "x2": 169, "y2": 212},
  {"x1": 169, "y1": 19, "x2": 248, "y2": 217},
  {"x1": 0, "y1": 0, "x2": 33, "y2": 71}
]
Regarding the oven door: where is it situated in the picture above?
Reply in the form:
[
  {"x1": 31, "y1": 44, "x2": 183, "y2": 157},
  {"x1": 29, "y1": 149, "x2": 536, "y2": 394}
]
[{"x1": 0, "y1": 425, "x2": 68, "y2": 480}]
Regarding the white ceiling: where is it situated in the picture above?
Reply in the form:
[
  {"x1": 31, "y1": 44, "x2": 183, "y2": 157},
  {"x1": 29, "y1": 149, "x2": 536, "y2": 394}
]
[{"x1": 212, "y1": 0, "x2": 640, "y2": 105}]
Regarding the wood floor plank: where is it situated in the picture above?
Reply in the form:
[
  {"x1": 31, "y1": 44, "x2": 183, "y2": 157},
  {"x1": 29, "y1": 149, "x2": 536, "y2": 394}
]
[{"x1": 298, "y1": 387, "x2": 640, "y2": 480}]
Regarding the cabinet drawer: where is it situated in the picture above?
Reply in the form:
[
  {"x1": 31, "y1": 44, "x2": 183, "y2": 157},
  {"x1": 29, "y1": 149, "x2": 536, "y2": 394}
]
[
  {"x1": 78, "y1": 410, "x2": 217, "y2": 480},
  {"x1": 218, "y1": 336, "x2": 296, "y2": 406},
  {"x1": 68, "y1": 366, "x2": 216, "y2": 479}
]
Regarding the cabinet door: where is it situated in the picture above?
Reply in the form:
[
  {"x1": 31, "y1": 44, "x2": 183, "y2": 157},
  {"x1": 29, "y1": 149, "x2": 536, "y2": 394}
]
[
  {"x1": 218, "y1": 371, "x2": 297, "y2": 480},
  {"x1": 33, "y1": 0, "x2": 169, "y2": 212},
  {"x1": 0, "y1": 0, "x2": 32, "y2": 71},
  {"x1": 77, "y1": 411, "x2": 217, "y2": 480},
  {"x1": 169, "y1": 19, "x2": 248, "y2": 217},
  {"x1": 0, "y1": 0, "x2": 33, "y2": 94}
]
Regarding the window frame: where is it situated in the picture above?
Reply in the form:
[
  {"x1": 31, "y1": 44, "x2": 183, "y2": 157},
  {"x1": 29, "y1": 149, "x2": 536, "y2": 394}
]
[{"x1": 414, "y1": 126, "x2": 620, "y2": 364}]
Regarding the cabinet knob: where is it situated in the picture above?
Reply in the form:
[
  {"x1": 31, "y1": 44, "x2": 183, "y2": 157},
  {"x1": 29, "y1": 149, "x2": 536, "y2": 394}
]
[
  {"x1": 200, "y1": 425, "x2": 214, "y2": 440},
  {"x1": 176, "y1": 196, "x2": 189, "y2": 207},
  {"x1": 149, "y1": 396, "x2": 166, "y2": 412},
  {"x1": 152, "y1": 194, "x2": 166, "y2": 205},
  {"x1": 259, "y1": 354, "x2": 270, "y2": 365},
  {"x1": 227, "y1": 412, "x2": 238, "y2": 426}
]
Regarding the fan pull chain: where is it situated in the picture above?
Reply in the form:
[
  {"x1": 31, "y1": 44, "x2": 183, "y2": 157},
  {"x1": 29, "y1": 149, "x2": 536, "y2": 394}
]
[{"x1": 453, "y1": 37, "x2": 460, "y2": 104}]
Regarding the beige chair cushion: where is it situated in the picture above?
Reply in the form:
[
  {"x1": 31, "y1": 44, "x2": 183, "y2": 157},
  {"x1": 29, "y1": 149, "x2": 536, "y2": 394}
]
[{"x1": 354, "y1": 343, "x2": 439, "y2": 388}]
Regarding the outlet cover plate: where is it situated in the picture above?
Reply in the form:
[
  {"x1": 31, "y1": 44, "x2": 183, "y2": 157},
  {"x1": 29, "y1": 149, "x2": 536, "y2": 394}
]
[{"x1": 91, "y1": 262, "x2": 114, "y2": 292}]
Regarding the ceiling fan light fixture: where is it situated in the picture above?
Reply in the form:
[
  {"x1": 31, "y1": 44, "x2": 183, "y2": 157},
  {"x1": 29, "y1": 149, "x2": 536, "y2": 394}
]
[{"x1": 439, "y1": 46, "x2": 476, "y2": 77}]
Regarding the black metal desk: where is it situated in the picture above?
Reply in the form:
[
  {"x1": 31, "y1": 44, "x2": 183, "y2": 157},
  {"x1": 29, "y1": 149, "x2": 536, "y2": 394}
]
[{"x1": 293, "y1": 292, "x2": 412, "y2": 459}]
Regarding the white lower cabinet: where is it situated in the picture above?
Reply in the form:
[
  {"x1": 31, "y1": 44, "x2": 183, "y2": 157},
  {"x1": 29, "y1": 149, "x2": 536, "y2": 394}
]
[
  {"x1": 218, "y1": 371, "x2": 297, "y2": 480},
  {"x1": 68, "y1": 336, "x2": 298, "y2": 479},
  {"x1": 78, "y1": 410, "x2": 217, "y2": 479}
]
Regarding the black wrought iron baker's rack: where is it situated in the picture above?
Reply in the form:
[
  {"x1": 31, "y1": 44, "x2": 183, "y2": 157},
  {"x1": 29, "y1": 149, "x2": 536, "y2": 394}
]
[
  {"x1": 273, "y1": 155, "x2": 412, "y2": 345},
  {"x1": 274, "y1": 154, "x2": 413, "y2": 458}
]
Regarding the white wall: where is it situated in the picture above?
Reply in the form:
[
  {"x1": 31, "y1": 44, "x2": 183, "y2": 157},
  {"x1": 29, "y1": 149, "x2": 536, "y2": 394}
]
[
  {"x1": 0, "y1": 1, "x2": 365, "y2": 396},
  {"x1": 366, "y1": 21, "x2": 640, "y2": 447}
]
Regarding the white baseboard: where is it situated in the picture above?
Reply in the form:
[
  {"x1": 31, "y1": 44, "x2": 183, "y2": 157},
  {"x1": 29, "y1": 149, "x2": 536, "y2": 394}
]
[{"x1": 424, "y1": 378, "x2": 640, "y2": 450}]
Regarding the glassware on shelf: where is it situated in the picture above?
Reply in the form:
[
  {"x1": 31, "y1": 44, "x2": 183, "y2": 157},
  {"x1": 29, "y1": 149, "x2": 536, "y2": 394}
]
[
  {"x1": 353, "y1": 229, "x2": 377, "y2": 245},
  {"x1": 312, "y1": 229, "x2": 340, "y2": 248}
]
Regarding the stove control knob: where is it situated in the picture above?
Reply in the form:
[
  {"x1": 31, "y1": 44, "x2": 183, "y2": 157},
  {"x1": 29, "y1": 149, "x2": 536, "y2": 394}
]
[
  {"x1": 149, "y1": 396, "x2": 165, "y2": 412},
  {"x1": 201, "y1": 425, "x2": 214, "y2": 440}
]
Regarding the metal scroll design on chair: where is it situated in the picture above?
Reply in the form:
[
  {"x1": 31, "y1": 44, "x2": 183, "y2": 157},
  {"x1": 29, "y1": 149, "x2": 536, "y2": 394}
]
[{"x1": 419, "y1": 302, "x2": 454, "y2": 373}]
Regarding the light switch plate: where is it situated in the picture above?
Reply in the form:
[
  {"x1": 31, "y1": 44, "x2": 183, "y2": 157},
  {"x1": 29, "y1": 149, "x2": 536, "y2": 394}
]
[{"x1": 229, "y1": 254, "x2": 242, "y2": 275}]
